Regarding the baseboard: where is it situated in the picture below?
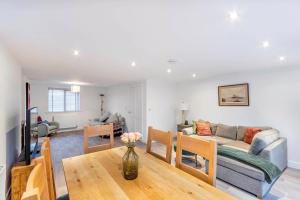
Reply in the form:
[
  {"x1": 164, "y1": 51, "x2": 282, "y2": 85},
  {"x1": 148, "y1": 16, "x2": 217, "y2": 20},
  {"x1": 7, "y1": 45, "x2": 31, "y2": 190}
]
[
  {"x1": 288, "y1": 160, "x2": 300, "y2": 170},
  {"x1": 58, "y1": 127, "x2": 83, "y2": 133}
]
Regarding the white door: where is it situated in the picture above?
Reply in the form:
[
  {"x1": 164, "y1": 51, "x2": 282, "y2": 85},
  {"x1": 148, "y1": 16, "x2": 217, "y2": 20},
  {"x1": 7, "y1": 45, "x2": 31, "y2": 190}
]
[{"x1": 126, "y1": 84, "x2": 143, "y2": 132}]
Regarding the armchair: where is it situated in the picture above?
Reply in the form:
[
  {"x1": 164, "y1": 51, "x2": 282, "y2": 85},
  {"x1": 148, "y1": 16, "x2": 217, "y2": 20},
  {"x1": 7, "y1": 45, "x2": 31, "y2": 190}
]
[{"x1": 31, "y1": 121, "x2": 59, "y2": 137}]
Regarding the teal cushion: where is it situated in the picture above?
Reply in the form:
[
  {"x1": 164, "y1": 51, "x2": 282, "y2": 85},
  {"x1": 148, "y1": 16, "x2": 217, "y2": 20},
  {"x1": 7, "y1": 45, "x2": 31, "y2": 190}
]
[{"x1": 173, "y1": 143, "x2": 196, "y2": 156}]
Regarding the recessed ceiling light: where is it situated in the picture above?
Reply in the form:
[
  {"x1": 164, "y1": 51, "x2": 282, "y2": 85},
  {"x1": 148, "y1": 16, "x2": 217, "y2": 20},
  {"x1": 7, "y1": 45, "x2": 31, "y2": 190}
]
[
  {"x1": 262, "y1": 41, "x2": 270, "y2": 48},
  {"x1": 228, "y1": 10, "x2": 239, "y2": 21},
  {"x1": 192, "y1": 73, "x2": 196, "y2": 78},
  {"x1": 131, "y1": 61, "x2": 136, "y2": 67},
  {"x1": 279, "y1": 56, "x2": 285, "y2": 61},
  {"x1": 167, "y1": 68, "x2": 172, "y2": 73},
  {"x1": 64, "y1": 81, "x2": 90, "y2": 86},
  {"x1": 73, "y1": 50, "x2": 79, "y2": 56}
]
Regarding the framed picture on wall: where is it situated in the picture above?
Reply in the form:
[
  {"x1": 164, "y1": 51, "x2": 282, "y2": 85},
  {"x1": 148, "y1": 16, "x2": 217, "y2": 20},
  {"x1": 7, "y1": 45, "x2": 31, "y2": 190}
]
[{"x1": 218, "y1": 83, "x2": 249, "y2": 106}]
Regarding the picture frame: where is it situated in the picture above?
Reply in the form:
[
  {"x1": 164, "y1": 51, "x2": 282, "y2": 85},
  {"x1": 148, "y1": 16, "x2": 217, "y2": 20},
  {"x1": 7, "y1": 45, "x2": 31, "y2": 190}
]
[{"x1": 218, "y1": 83, "x2": 249, "y2": 106}]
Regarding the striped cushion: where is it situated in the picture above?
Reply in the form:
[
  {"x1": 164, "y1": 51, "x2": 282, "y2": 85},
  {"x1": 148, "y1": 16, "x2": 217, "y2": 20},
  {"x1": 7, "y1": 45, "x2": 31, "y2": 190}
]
[{"x1": 249, "y1": 129, "x2": 279, "y2": 155}]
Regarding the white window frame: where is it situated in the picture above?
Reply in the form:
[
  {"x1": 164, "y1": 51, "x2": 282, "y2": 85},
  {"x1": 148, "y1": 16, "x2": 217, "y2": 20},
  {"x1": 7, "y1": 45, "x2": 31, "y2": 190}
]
[{"x1": 48, "y1": 88, "x2": 80, "y2": 113}]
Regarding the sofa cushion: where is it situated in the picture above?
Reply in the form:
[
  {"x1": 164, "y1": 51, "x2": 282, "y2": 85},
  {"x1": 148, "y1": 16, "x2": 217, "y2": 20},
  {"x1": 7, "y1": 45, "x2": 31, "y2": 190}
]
[
  {"x1": 182, "y1": 127, "x2": 194, "y2": 135},
  {"x1": 223, "y1": 141, "x2": 250, "y2": 152},
  {"x1": 210, "y1": 123, "x2": 218, "y2": 135},
  {"x1": 196, "y1": 122, "x2": 212, "y2": 136},
  {"x1": 192, "y1": 119, "x2": 206, "y2": 132},
  {"x1": 106, "y1": 113, "x2": 118, "y2": 123},
  {"x1": 244, "y1": 128, "x2": 262, "y2": 144},
  {"x1": 214, "y1": 136, "x2": 235, "y2": 145},
  {"x1": 249, "y1": 129, "x2": 280, "y2": 155},
  {"x1": 217, "y1": 155, "x2": 265, "y2": 181},
  {"x1": 237, "y1": 126, "x2": 272, "y2": 141},
  {"x1": 216, "y1": 124, "x2": 237, "y2": 140},
  {"x1": 99, "y1": 112, "x2": 111, "y2": 122},
  {"x1": 191, "y1": 135, "x2": 234, "y2": 145}
]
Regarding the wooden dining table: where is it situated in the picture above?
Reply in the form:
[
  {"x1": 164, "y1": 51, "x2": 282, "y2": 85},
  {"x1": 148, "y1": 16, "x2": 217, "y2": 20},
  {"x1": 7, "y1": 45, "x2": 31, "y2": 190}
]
[{"x1": 63, "y1": 146, "x2": 236, "y2": 200}]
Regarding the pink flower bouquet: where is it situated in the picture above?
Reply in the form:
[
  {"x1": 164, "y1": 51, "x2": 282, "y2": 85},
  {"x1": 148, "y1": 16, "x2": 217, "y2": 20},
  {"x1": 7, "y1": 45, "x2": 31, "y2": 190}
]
[{"x1": 121, "y1": 132, "x2": 142, "y2": 146}]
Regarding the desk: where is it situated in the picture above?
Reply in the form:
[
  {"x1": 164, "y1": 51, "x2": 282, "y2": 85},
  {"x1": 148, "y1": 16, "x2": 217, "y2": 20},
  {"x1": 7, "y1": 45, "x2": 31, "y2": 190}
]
[{"x1": 63, "y1": 146, "x2": 236, "y2": 200}]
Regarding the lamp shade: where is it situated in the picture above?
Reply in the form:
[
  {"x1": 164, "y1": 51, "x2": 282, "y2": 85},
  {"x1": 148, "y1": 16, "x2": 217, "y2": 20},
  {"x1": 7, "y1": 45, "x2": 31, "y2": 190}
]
[
  {"x1": 71, "y1": 85, "x2": 80, "y2": 93},
  {"x1": 179, "y1": 102, "x2": 189, "y2": 111}
]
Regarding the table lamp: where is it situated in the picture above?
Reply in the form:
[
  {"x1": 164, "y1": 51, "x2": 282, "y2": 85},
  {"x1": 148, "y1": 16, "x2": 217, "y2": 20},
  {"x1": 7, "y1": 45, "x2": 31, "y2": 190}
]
[{"x1": 179, "y1": 102, "x2": 189, "y2": 125}]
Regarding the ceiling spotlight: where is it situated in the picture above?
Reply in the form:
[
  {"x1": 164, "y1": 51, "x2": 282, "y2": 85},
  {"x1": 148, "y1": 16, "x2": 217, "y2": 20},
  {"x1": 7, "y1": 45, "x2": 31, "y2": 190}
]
[
  {"x1": 279, "y1": 56, "x2": 285, "y2": 61},
  {"x1": 228, "y1": 10, "x2": 239, "y2": 21},
  {"x1": 192, "y1": 73, "x2": 196, "y2": 78},
  {"x1": 131, "y1": 61, "x2": 136, "y2": 67},
  {"x1": 262, "y1": 41, "x2": 270, "y2": 48},
  {"x1": 73, "y1": 50, "x2": 79, "y2": 56},
  {"x1": 71, "y1": 85, "x2": 80, "y2": 93},
  {"x1": 167, "y1": 68, "x2": 172, "y2": 73}
]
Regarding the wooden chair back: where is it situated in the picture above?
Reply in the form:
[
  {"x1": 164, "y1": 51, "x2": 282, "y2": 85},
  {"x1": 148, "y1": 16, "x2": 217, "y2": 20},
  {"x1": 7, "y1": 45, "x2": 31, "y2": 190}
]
[
  {"x1": 83, "y1": 123, "x2": 114, "y2": 154},
  {"x1": 175, "y1": 132, "x2": 217, "y2": 186},
  {"x1": 41, "y1": 138, "x2": 56, "y2": 200},
  {"x1": 21, "y1": 156, "x2": 50, "y2": 200},
  {"x1": 146, "y1": 126, "x2": 173, "y2": 164}
]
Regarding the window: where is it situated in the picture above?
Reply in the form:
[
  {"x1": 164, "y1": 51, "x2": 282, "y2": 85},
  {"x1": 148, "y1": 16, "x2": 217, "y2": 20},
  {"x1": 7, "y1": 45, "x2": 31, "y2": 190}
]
[{"x1": 48, "y1": 88, "x2": 80, "y2": 112}]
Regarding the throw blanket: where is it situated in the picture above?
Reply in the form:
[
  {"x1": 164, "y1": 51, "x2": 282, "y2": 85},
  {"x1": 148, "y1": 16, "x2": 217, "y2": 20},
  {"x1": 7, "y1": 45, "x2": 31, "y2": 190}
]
[{"x1": 217, "y1": 146, "x2": 281, "y2": 183}]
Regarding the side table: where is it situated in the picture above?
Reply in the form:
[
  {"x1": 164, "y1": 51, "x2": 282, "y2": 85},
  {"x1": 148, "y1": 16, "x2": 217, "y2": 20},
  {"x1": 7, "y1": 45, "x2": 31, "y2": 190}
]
[{"x1": 177, "y1": 124, "x2": 193, "y2": 132}]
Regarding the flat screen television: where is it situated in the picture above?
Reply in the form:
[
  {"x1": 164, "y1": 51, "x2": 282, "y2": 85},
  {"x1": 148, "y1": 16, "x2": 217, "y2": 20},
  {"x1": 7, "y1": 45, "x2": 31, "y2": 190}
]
[
  {"x1": 24, "y1": 107, "x2": 39, "y2": 165},
  {"x1": 18, "y1": 82, "x2": 39, "y2": 165}
]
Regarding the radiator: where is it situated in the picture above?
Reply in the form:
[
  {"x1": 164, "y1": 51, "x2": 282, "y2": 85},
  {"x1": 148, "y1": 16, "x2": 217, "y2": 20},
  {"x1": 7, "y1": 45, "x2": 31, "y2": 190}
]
[{"x1": 0, "y1": 165, "x2": 5, "y2": 200}]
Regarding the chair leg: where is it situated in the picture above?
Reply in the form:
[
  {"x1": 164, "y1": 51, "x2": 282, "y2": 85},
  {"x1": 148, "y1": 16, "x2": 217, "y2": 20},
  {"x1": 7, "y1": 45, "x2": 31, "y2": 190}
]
[{"x1": 195, "y1": 155, "x2": 197, "y2": 167}]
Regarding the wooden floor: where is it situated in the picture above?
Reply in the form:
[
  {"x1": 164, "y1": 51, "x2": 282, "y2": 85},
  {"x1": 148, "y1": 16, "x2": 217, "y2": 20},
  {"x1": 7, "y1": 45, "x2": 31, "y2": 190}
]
[{"x1": 50, "y1": 131, "x2": 300, "y2": 200}]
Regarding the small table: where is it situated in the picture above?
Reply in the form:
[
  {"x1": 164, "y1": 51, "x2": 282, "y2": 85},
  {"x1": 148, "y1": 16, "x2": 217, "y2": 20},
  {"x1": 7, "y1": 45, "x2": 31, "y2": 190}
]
[
  {"x1": 177, "y1": 124, "x2": 193, "y2": 132},
  {"x1": 63, "y1": 147, "x2": 236, "y2": 200}
]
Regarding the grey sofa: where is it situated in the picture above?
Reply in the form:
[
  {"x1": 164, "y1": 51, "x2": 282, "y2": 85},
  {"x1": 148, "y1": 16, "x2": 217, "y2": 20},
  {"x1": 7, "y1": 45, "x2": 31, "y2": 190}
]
[
  {"x1": 92, "y1": 112, "x2": 127, "y2": 135},
  {"x1": 183, "y1": 122, "x2": 287, "y2": 198}
]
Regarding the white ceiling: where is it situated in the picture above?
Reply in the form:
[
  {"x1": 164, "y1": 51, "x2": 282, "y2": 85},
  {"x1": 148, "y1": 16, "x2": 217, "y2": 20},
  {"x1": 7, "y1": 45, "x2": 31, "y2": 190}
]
[{"x1": 0, "y1": 0, "x2": 299, "y2": 86}]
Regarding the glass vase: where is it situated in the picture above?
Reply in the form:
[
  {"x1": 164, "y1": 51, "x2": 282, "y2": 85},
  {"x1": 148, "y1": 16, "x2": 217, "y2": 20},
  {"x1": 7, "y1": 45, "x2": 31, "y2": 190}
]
[{"x1": 122, "y1": 143, "x2": 139, "y2": 180}]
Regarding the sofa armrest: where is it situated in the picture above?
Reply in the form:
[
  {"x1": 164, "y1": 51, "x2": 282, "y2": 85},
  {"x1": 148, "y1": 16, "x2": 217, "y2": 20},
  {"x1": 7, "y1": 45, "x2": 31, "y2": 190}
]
[
  {"x1": 49, "y1": 121, "x2": 60, "y2": 129},
  {"x1": 258, "y1": 137, "x2": 287, "y2": 171},
  {"x1": 182, "y1": 127, "x2": 194, "y2": 135}
]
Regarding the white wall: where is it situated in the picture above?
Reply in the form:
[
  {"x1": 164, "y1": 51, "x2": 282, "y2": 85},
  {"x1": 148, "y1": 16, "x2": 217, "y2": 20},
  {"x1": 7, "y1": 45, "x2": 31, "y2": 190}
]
[
  {"x1": 105, "y1": 82, "x2": 144, "y2": 134},
  {"x1": 30, "y1": 82, "x2": 106, "y2": 129},
  {"x1": 105, "y1": 80, "x2": 177, "y2": 143},
  {"x1": 145, "y1": 79, "x2": 177, "y2": 140},
  {"x1": 176, "y1": 66, "x2": 300, "y2": 169},
  {"x1": 0, "y1": 44, "x2": 23, "y2": 200}
]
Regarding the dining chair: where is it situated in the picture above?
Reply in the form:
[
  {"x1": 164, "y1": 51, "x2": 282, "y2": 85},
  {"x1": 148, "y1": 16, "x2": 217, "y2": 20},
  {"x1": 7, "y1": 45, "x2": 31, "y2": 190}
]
[
  {"x1": 146, "y1": 126, "x2": 173, "y2": 164},
  {"x1": 21, "y1": 156, "x2": 50, "y2": 200},
  {"x1": 175, "y1": 132, "x2": 217, "y2": 186},
  {"x1": 41, "y1": 138, "x2": 56, "y2": 200},
  {"x1": 21, "y1": 156, "x2": 69, "y2": 200},
  {"x1": 83, "y1": 123, "x2": 114, "y2": 154}
]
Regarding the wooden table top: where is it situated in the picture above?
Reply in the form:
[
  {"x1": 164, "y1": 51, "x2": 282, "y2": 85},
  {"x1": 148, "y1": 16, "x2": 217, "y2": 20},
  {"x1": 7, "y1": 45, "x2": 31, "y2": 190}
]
[{"x1": 63, "y1": 146, "x2": 236, "y2": 200}]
